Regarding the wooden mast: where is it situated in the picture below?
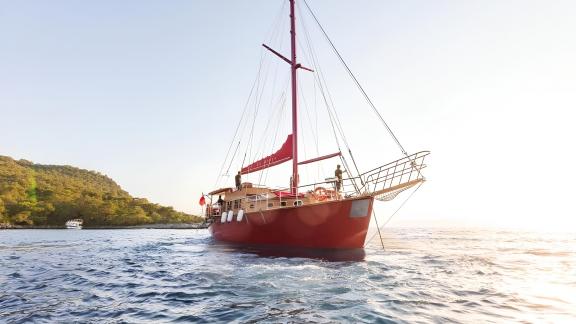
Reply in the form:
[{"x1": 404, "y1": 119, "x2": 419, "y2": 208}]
[{"x1": 289, "y1": 0, "x2": 298, "y2": 195}]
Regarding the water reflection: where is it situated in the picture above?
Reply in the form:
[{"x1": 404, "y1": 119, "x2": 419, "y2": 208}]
[{"x1": 209, "y1": 241, "x2": 366, "y2": 262}]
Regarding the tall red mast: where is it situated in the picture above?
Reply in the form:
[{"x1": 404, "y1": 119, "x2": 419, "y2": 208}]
[
  {"x1": 262, "y1": 0, "x2": 311, "y2": 194},
  {"x1": 289, "y1": 0, "x2": 298, "y2": 195}
]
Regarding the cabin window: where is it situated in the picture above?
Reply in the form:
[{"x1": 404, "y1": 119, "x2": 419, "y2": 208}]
[
  {"x1": 249, "y1": 204, "x2": 255, "y2": 209},
  {"x1": 280, "y1": 201, "x2": 287, "y2": 207},
  {"x1": 246, "y1": 194, "x2": 264, "y2": 202},
  {"x1": 233, "y1": 200, "x2": 240, "y2": 209},
  {"x1": 268, "y1": 202, "x2": 274, "y2": 208},
  {"x1": 294, "y1": 200, "x2": 303, "y2": 206},
  {"x1": 226, "y1": 201, "x2": 231, "y2": 211}
]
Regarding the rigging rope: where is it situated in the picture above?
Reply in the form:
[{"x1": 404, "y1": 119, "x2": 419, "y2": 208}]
[
  {"x1": 216, "y1": 1, "x2": 288, "y2": 188},
  {"x1": 243, "y1": 4, "x2": 288, "y2": 178},
  {"x1": 298, "y1": 5, "x2": 363, "y2": 192},
  {"x1": 364, "y1": 181, "x2": 424, "y2": 248},
  {"x1": 372, "y1": 210, "x2": 386, "y2": 249},
  {"x1": 259, "y1": 88, "x2": 288, "y2": 186},
  {"x1": 215, "y1": 57, "x2": 261, "y2": 187},
  {"x1": 302, "y1": 0, "x2": 408, "y2": 157},
  {"x1": 231, "y1": 53, "x2": 267, "y2": 177},
  {"x1": 253, "y1": 78, "x2": 287, "y2": 162}
]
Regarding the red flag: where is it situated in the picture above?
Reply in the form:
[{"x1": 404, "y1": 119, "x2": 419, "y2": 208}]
[{"x1": 199, "y1": 194, "x2": 206, "y2": 206}]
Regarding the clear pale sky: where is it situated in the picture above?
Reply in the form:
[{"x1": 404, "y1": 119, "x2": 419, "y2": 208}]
[{"x1": 1, "y1": 0, "x2": 575, "y2": 230}]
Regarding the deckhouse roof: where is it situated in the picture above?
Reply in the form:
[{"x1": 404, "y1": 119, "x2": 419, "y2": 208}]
[{"x1": 208, "y1": 187, "x2": 233, "y2": 196}]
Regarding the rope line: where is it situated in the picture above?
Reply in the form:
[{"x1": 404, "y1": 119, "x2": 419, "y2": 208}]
[
  {"x1": 215, "y1": 55, "x2": 262, "y2": 188},
  {"x1": 220, "y1": 3, "x2": 287, "y2": 186},
  {"x1": 372, "y1": 210, "x2": 385, "y2": 249},
  {"x1": 364, "y1": 181, "x2": 424, "y2": 247},
  {"x1": 298, "y1": 4, "x2": 363, "y2": 191},
  {"x1": 219, "y1": 1, "x2": 288, "y2": 186},
  {"x1": 302, "y1": 0, "x2": 408, "y2": 157}
]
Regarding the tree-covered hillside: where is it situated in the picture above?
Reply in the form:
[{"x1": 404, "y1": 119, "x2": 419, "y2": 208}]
[{"x1": 0, "y1": 155, "x2": 201, "y2": 226}]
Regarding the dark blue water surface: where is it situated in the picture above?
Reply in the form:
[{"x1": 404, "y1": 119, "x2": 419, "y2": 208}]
[{"x1": 1, "y1": 228, "x2": 575, "y2": 323}]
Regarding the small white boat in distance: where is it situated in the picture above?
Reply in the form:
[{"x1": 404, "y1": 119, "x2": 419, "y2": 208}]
[{"x1": 65, "y1": 219, "x2": 83, "y2": 229}]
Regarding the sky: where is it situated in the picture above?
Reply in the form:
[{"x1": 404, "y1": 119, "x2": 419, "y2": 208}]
[{"x1": 1, "y1": 0, "x2": 575, "y2": 230}]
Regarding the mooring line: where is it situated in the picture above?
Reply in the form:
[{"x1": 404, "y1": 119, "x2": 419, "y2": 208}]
[{"x1": 365, "y1": 181, "x2": 424, "y2": 248}]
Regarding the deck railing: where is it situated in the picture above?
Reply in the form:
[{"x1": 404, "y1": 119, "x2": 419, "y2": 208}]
[
  {"x1": 358, "y1": 151, "x2": 430, "y2": 195},
  {"x1": 261, "y1": 151, "x2": 429, "y2": 201},
  {"x1": 206, "y1": 151, "x2": 430, "y2": 218}
]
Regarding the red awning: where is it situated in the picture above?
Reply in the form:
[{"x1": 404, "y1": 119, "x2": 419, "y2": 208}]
[{"x1": 241, "y1": 134, "x2": 293, "y2": 174}]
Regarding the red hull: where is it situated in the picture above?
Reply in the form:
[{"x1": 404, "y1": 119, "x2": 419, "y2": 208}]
[{"x1": 209, "y1": 197, "x2": 373, "y2": 249}]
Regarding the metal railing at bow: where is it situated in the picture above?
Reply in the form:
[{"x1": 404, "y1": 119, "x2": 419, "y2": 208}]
[{"x1": 358, "y1": 151, "x2": 430, "y2": 197}]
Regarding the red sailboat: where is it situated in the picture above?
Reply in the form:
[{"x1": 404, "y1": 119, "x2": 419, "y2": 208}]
[{"x1": 204, "y1": 0, "x2": 429, "y2": 249}]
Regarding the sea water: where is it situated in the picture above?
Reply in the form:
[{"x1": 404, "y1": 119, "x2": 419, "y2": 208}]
[{"x1": 1, "y1": 228, "x2": 575, "y2": 323}]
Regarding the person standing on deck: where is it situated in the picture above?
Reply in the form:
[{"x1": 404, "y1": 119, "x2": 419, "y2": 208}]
[
  {"x1": 235, "y1": 171, "x2": 242, "y2": 190},
  {"x1": 335, "y1": 165, "x2": 343, "y2": 191}
]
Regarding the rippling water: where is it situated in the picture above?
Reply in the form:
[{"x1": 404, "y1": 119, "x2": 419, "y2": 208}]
[{"x1": 1, "y1": 228, "x2": 575, "y2": 323}]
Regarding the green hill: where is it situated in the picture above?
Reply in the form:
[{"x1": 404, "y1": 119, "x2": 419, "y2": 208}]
[{"x1": 0, "y1": 155, "x2": 201, "y2": 227}]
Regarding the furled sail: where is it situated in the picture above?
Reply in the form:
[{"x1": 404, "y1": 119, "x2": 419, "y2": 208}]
[{"x1": 241, "y1": 134, "x2": 293, "y2": 174}]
